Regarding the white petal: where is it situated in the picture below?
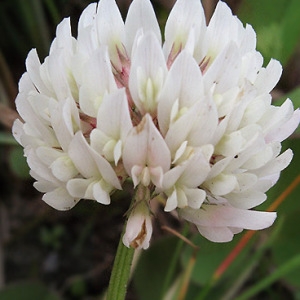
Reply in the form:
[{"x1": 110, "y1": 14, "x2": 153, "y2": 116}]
[
  {"x1": 78, "y1": 3, "x2": 97, "y2": 30},
  {"x1": 180, "y1": 151, "x2": 211, "y2": 187},
  {"x1": 129, "y1": 32, "x2": 167, "y2": 114},
  {"x1": 204, "y1": 42, "x2": 240, "y2": 94},
  {"x1": 50, "y1": 156, "x2": 78, "y2": 182},
  {"x1": 185, "y1": 188, "x2": 206, "y2": 210},
  {"x1": 123, "y1": 114, "x2": 171, "y2": 176},
  {"x1": 125, "y1": 0, "x2": 161, "y2": 56},
  {"x1": 25, "y1": 49, "x2": 52, "y2": 96},
  {"x1": 164, "y1": 188, "x2": 178, "y2": 212},
  {"x1": 68, "y1": 132, "x2": 99, "y2": 178},
  {"x1": 95, "y1": 88, "x2": 132, "y2": 140},
  {"x1": 254, "y1": 59, "x2": 282, "y2": 93},
  {"x1": 79, "y1": 47, "x2": 117, "y2": 117},
  {"x1": 12, "y1": 119, "x2": 25, "y2": 145},
  {"x1": 42, "y1": 186, "x2": 80, "y2": 211},
  {"x1": 96, "y1": 0, "x2": 126, "y2": 67},
  {"x1": 50, "y1": 18, "x2": 74, "y2": 54},
  {"x1": 163, "y1": 0, "x2": 206, "y2": 60},
  {"x1": 254, "y1": 149, "x2": 293, "y2": 178},
  {"x1": 263, "y1": 100, "x2": 300, "y2": 143},
  {"x1": 67, "y1": 178, "x2": 93, "y2": 198},
  {"x1": 157, "y1": 51, "x2": 205, "y2": 136},
  {"x1": 205, "y1": 173, "x2": 238, "y2": 196},
  {"x1": 196, "y1": 225, "x2": 234, "y2": 243},
  {"x1": 226, "y1": 189, "x2": 267, "y2": 209},
  {"x1": 180, "y1": 205, "x2": 276, "y2": 230},
  {"x1": 49, "y1": 98, "x2": 80, "y2": 151},
  {"x1": 92, "y1": 181, "x2": 111, "y2": 205}
]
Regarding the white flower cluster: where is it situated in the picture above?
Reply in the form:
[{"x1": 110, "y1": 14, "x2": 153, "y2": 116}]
[{"x1": 13, "y1": 0, "x2": 300, "y2": 249}]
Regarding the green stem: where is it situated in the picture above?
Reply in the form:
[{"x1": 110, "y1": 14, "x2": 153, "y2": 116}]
[{"x1": 106, "y1": 224, "x2": 135, "y2": 300}]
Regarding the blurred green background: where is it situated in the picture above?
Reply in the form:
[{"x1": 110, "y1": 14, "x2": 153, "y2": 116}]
[{"x1": 0, "y1": 0, "x2": 299, "y2": 299}]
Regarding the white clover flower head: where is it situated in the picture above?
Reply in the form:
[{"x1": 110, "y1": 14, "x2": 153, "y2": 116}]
[{"x1": 13, "y1": 0, "x2": 300, "y2": 249}]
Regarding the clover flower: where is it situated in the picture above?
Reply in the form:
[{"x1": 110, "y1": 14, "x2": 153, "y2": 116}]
[{"x1": 13, "y1": 0, "x2": 300, "y2": 249}]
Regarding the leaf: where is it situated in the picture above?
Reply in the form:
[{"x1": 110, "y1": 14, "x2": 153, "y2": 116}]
[
  {"x1": 133, "y1": 236, "x2": 180, "y2": 300},
  {"x1": 0, "y1": 132, "x2": 18, "y2": 145},
  {"x1": 238, "y1": 0, "x2": 300, "y2": 66},
  {"x1": 0, "y1": 282, "x2": 60, "y2": 300},
  {"x1": 180, "y1": 233, "x2": 255, "y2": 286},
  {"x1": 271, "y1": 211, "x2": 300, "y2": 288},
  {"x1": 8, "y1": 146, "x2": 30, "y2": 179}
]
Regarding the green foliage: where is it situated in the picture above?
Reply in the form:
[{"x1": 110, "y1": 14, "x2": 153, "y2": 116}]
[
  {"x1": 8, "y1": 145, "x2": 30, "y2": 179},
  {"x1": 0, "y1": 132, "x2": 18, "y2": 145},
  {"x1": 39, "y1": 225, "x2": 66, "y2": 250},
  {"x1": 181, "y1": 234, "x2": 253, "y2": 286},
  {"x1": 0, "y1": 282, "x2": 60, "y2": 300},
  {"x1": 238, "y1": 0, "x2": 300, "y2": 66},
  {"x1": 271, "y1": 211, "x2": 300, "y2": 288},
  {"x1": 133, "y1": 236, "x2": 180, "y2": 300}
]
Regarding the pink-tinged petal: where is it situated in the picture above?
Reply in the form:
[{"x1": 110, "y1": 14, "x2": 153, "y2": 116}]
[
  {"x1": 157, "y1": 51, "x2": 205, "y2": 136},
  {"x1": 129, "y1": 32, "x2": 167, "y2": 115},
  {"x1": 125, "y1": 0, "x2": 161, "y2": 56},
  {"x1": 123, "y1": 114, "x2": 171, "y2": 176},
  {"x1": 163, "y1": 0, "x2": 206, "y2": 61},
  {"x1": 180, "y1": 205, "x2": 276, "y2": 230},
  {"x1": 123, "y1": 199, "x2": 153, "y2": 249},
  {"x1": 42, "y1": 186, "x2": 80, "y2": 211}
]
